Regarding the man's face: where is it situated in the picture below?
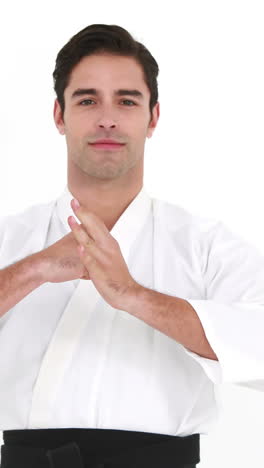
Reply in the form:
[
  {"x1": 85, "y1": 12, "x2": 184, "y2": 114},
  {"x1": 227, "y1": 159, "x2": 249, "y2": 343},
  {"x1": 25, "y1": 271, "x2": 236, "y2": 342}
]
[{"x1": 54, "y1": 53, "x2": 159, "y2": 180}]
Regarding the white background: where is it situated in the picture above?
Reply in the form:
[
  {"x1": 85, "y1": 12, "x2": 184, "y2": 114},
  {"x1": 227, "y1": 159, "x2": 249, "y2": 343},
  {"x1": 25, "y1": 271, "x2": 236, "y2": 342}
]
[{"x1": 0, "y1": 1, "x2": 264, "y2": 467}]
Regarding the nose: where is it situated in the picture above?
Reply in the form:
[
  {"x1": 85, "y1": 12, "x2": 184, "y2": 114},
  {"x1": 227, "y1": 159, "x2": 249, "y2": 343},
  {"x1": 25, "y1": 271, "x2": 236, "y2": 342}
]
[
  {"x1": 98, "y1": 122, "x2": 116, "y2": 129},
  {"x1": 96, "y1": 105, "x2": 118, "y2": 129}
]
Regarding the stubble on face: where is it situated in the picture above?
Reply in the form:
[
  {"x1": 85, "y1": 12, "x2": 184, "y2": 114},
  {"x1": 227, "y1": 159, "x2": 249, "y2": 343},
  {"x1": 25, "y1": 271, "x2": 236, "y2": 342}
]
[
  {"x1": 66, "y1": 135, "x2": 145, "y2": 180},
  {"x1": 61, "y1": 53, "x2": 156, "y2": 183}
]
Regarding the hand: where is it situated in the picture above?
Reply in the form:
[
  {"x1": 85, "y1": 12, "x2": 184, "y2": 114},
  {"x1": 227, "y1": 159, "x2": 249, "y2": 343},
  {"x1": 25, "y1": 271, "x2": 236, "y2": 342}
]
[
  {"x1": 37, "y1": 230, "x2": 92, "y2": 283},
  {"x1": 68, "y1": 198, "x2": 140, "y2": 309}
]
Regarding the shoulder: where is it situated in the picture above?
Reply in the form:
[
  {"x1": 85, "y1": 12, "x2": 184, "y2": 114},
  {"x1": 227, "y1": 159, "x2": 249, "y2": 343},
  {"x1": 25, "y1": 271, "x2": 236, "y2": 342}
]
[
  {"x1": 152, "y1": 196, "x2": 221, "y2": 236},
  {"x1": 0, "y1": 198, "x2": 55, "y2": 235},
  {"x1": 0, "y1": 198, "x2": 56, "y2": 268}
]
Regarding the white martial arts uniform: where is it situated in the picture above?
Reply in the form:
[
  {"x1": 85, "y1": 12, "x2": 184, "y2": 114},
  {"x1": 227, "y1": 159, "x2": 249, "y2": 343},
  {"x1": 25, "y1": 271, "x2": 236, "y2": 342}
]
[{"x1": 0, "y1": 185, "x2": 264, "y2": 436}]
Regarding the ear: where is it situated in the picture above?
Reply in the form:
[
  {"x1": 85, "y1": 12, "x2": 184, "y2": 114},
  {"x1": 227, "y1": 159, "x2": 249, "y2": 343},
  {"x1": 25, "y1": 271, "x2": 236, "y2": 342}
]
[
  {"x1": 147, "y1": 102, "x2": 160, "y2": 138},
  {"x1": 53, "y1": 99, "x2": 65, "y2": 135}
]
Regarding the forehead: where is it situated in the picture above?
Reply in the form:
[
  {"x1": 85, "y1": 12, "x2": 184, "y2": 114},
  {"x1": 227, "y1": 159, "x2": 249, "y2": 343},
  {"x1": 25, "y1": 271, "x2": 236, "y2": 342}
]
[{"x1": 65, "y1": 53, "x2": 149, "y2": 96}]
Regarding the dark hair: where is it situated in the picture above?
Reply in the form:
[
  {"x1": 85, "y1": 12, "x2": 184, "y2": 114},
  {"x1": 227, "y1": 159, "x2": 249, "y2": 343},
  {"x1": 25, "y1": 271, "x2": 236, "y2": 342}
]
[{"x1": 52, "y1": 24, "x2": 159, "y2": 122}]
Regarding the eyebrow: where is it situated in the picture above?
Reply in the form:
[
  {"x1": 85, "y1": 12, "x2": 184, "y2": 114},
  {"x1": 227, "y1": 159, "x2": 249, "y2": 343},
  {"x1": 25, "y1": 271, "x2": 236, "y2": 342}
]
[{"x1": 71, "y1": 88, "x2": 144, "y2": 100}]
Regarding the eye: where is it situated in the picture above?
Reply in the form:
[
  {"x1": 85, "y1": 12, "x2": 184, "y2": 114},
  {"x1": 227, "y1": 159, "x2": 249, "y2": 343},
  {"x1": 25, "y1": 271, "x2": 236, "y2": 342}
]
[
  {"x1": 121, "y1": 100, "x2": 136, "y2": 106},
  {"x1": 78, "y1": 99, "x2": 136, "y2": 106},
  {"x1": 79, "y1": 99, "x2": 94, "y2": 105}
]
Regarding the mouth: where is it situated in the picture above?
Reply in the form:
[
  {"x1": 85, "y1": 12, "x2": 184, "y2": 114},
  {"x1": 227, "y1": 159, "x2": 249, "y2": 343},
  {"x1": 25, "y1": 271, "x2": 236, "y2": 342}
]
[{"x1": 89, "y1": 143, "x2": 126, "y2": 150}]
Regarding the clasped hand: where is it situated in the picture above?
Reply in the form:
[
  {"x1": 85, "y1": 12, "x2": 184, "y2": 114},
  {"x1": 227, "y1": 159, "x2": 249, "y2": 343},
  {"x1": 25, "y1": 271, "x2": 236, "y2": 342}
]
[{"x1": 68, "y1": 198, "x2": 140, "y2": 310}]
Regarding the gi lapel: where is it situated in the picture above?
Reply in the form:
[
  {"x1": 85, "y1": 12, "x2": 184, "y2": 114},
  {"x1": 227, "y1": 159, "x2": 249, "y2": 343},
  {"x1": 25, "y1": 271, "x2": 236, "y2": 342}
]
[{"x1": 28, "y1": 186, "x2": 152, "y2": 428}]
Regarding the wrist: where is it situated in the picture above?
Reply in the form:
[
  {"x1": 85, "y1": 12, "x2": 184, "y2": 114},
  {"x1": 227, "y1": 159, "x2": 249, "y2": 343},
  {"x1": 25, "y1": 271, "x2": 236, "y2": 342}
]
[
  {"x1": 28, "y1": 252, "x2": 49, "y2": 286},
  {"x1": 120, "y1": 282, "x2": 146, "y2": 315}
]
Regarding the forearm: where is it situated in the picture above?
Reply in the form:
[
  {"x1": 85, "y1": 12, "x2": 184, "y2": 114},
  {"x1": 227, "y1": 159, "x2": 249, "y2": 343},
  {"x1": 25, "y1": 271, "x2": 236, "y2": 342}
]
[
  {"x1": 0, "y1": 253, "x2": 46, "y2": 319},
  {"x1": 124, "y1": 286, "x2": 218, "y2": 361}
]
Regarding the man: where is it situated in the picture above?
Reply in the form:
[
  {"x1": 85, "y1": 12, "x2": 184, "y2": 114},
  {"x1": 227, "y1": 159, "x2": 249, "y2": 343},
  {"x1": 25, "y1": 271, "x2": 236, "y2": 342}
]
[{"x1": 1, "y1": 23, "x2": 264, "y2": 468}]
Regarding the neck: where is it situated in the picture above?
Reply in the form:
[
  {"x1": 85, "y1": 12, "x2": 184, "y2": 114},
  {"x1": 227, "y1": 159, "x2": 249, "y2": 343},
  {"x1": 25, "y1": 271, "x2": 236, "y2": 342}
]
[{"x1": 68, "y1": 178, "x2": 143, "y2": 232}]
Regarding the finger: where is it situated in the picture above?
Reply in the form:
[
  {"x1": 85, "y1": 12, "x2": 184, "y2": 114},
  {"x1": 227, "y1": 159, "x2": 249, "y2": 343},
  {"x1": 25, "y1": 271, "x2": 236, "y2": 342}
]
[
  {"x1": 68, "y1": 216, "x2": 94, "y2": 247},
  {"x1": 71, "y1": 199, "x2": 111, "y2": 246},
  {"x1": 68, "y1": 216, "x2": 107, "y2": 265}
]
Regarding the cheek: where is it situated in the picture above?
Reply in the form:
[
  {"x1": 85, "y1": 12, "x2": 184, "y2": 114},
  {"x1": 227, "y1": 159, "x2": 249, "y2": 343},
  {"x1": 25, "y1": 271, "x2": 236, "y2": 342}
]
[
  {"x1": 66, "y1": 120, "x2": 88, "y2": 140},
  {"x1": 129, "y1": 115, "x2": 148, "y2": 134},
  {"x1": 65, "y1": 109, "x2": 88, "y2": 131},
  {"x1": 137, "y1": 123, "x2": 150, "y2": 141}
]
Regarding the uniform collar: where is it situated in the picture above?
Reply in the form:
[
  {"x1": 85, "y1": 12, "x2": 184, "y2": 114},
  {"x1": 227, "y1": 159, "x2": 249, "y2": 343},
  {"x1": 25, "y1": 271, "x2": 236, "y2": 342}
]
[{"x1": 55, "y1": 184, "x2": 153, "y2": 260}]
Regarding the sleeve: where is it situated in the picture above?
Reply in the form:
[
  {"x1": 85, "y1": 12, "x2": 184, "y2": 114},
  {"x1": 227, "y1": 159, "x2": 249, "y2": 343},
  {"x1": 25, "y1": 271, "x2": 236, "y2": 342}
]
[
  {"x1": 183, "y1": 219, "x2": 264, "y2": 390},
  {"x1": 0, "y1": 214, "x2": 7, "y2": 260}
]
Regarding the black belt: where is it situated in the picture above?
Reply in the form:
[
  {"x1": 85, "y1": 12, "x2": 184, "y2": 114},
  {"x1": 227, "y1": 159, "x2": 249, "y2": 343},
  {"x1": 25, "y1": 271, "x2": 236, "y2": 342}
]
[{"x1": 1, "y1": 428, "x2": 200, "y2": 467}]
